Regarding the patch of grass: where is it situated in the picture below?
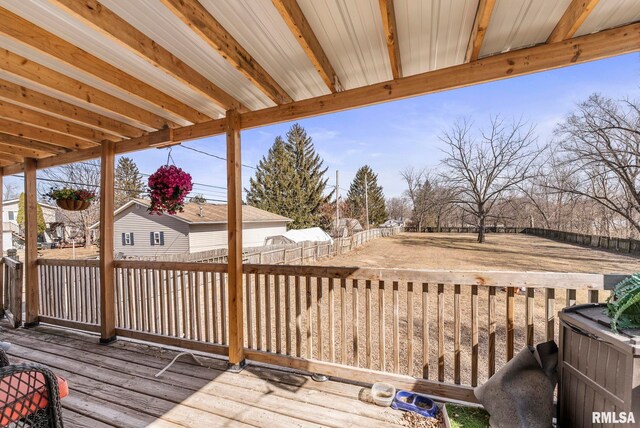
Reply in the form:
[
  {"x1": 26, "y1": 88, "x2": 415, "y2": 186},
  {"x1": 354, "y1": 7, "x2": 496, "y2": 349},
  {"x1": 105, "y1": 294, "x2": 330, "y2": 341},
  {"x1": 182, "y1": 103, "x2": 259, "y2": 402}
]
[{"x1": 447, "y1": 404, "x2": 490, "y2": 428}]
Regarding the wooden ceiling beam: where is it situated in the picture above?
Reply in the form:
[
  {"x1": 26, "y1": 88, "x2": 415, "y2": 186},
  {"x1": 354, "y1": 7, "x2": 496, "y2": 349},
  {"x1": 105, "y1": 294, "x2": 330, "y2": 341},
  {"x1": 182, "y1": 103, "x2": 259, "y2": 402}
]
[
  {"x1": 160, "y1": 0, "x2": 293, "y2": 105},
  {"x1": 0, "y1": 131, "x2": 72, "y2": 155},
  {"x1": 378, "y1": 0, "x2": 402, "y2": 79},
  {"x1": 241, "y1": 22, "x2": 640, "y2": 129},
  {"x1": 0, "y1": 139, "x2": 61, "y2": 159},
  {"x1": 49, "y1": 0, "x2": 246, "y2": 113},
  {"x1": 5, "y1": 22, "x2": 639, "y2": 176},
  {"x1": 0, "y1": 152, "x2": 24, "y2": 164},
  {"x1": 547, "y1": 0, "x2": 600, "y2": 43},
  {"x1": 272, "y1": 0, "x2": 341, "y2": 91},
  {"x1": 0, "y1": 78, "x2": 145, "y2": 138},
  {"x1": 0, "y1": 7, "x2": 208, "y2": 124},
  {"x1": 0, "y1": 118, "x2": 97, "y2": 150},
  {"x1": 465, "y1": 0, "x2": 496, "y2": 62},
  {"x1": 0, "y1": 99, "x2": 118, "y2": 142},
  {"x1": 0, "y1": 49, "x2": 171, "y2": 130}
]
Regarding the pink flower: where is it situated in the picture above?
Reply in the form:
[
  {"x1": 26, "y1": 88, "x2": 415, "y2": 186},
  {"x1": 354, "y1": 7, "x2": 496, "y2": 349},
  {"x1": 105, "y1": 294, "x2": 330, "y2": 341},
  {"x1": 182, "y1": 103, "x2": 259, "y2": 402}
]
[{"x1": 147, "y1": 165, "x2": 193, "y2": 215}]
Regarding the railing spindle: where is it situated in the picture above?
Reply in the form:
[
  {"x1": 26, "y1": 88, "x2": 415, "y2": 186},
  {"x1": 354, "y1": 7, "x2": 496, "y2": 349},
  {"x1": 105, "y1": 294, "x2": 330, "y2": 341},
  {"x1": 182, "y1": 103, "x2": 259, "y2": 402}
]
[
  {"x1": 340, "y1": 278, "x2": 347, "y2": 364},
  {"x1": 393, "y1": 281, "x2": 400, "y2": 373},
  {"x1": 545, "y1": 288, "x2": 554, "y2": 341},
  {"x1": 437, "y1": 283, "x2": 444, "y2": 382},
  {"x1": 378, "y1": 280, "x2": 386, "y2": 372},
  {"x1": 266, "y1": 274, "x2": 272, "y2": 352},
  {"x1": 316, "y1": 277, "x2": 323, "y2": 360},
  {"x1": 245, "y1": 273, "x2": 253, "y2": 348},
  {"x1": 304, "y1": 276, "x2": 312, "y2": 358},
  {"x1": 454, "y1": 284, "x2": 461, "y2": 384},
  {"x1": 352, "y1": 279, "x2": 359, "y2": 367},
  {"x1": 276, "y1": 274, "x2": 282, "y2": 354},
  {"x1": 422, "y1": 283, "x2": 429, "y2": 379},
  {"x1": 221, "y1": 272, "x2": 227, "y2": 344},
  {"x1": 285, "y1": 275, "x2": 292, "y2": 355},
  {"x1": 329, "y1": 277, "x2": 335, "y2": 363},
  {"x1": 488, "y1": 287, "x2": 496, "y2": 377},
  {"x1": 365, "y1": 279, "x2": 372, "y2": 369},
  {"x1": 212, "y1": 272, "x2": 219, "y2": 343},
  {"x1": 506, "y1": 287, "x2": 515, "y2": 361},
  {"x1": 407, "y1": 282, "x2": 414, "y2": 376},
  {"x1": 256, "y1": 273, "x2": 263, "y2": 351},
  {"x1": 526, "y1": 287, "x2": 534, "y2": 346},
  {"x1": 295, "y1": 275, "x2": 302, "y2": 356},
  {"x1": 471, "y1": 284, "x2": 478, "y2": 386}
]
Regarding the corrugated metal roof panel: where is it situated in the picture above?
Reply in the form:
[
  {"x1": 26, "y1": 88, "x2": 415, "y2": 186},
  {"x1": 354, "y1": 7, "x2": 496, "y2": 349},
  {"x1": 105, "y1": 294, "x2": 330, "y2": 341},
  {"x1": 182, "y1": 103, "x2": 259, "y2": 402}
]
[
  {"x1": 480, "y1": 0, "x2": 571, "y2": 57},
  {"x1": 0, "y1": 0, "x2": 224, "y2": 124},
  {"x1": 101, "y1": 0, "x2": 275, "y2": 111},
  {"x1": 199, "y1": 0, "x2": 330, "y2": 100},
  {"x1": 575, "y1": 0, "x2": 640, "y2": 37},
  {"x1": 297, "y1": 0, "x2": 392, "y2": 89},
  {"x1": 395, "y1": 0, "x2": 477, "y2": 76}
]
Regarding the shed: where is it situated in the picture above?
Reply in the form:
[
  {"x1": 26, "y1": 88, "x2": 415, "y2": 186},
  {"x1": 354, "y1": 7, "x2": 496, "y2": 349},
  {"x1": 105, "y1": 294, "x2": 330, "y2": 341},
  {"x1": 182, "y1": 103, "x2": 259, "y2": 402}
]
[{"x1": 264, "y1": 227, "x2": 333, "y2": 246}]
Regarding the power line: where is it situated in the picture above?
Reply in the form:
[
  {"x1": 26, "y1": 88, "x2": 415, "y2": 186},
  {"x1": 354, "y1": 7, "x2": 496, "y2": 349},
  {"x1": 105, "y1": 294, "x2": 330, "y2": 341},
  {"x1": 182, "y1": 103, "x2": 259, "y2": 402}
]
[{"x1": 179, "y1": 144, "x2": 257, "y2": 170}]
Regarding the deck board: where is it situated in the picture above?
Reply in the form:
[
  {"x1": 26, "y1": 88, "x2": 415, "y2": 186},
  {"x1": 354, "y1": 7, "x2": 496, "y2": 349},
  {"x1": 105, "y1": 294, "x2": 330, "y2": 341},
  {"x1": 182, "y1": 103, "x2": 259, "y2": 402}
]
[{"x1": 0, "y1": 322, "x2": 404, "y2": 427}]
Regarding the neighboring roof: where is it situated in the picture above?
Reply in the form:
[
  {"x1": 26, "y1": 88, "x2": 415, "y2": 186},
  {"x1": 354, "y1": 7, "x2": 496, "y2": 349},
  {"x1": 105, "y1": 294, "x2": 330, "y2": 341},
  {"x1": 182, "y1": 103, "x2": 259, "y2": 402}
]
[
  {"x1": 90, "y1": 199, "x2": 291, "y2": 229},
  {"x1": 2, "y1": 198, "x2": 57, "y2": 210},
  {"x1": 275, "y1": 227, "x2": 333, "y2": 244}
]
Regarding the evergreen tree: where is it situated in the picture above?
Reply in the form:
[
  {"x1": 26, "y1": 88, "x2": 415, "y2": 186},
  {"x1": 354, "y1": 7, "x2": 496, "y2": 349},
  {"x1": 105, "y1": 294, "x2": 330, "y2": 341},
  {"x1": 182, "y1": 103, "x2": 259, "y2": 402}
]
[
  {"x1": 189, "y1": 194, "x2": 207, "y2": 204},
  {"x1": 246, "y1": 124, "x2": 331, "y2": 229},
  {"x1": 115, "y1": 157, "x2": 144, "y2": 208},
  {"x1": 346, "y1": 165, "x2": 387, "y2": 227},
  {"x1": 17, "y1": 193, "x2": 46, "y2": 235}
]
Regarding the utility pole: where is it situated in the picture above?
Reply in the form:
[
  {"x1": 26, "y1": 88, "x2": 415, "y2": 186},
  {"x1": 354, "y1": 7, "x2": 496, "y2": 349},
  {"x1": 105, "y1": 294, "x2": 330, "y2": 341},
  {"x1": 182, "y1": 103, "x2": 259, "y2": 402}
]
[
  {"x1": 364, "y1": 174, "x2": 369, "y2": 230},
  {"x1": 335, "y1": 170, "x2": 339, "y2": 234}
]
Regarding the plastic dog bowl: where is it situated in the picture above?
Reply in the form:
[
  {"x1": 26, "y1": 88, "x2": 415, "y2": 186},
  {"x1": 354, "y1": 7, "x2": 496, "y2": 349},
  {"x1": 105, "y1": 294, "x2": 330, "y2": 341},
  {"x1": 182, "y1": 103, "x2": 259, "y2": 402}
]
[
  {"x1": 391, "y1": 390, "x2": 439, "y2": 418},
  {"x1": 371, "y1": 382, "x2": 396, "y2": 407}
]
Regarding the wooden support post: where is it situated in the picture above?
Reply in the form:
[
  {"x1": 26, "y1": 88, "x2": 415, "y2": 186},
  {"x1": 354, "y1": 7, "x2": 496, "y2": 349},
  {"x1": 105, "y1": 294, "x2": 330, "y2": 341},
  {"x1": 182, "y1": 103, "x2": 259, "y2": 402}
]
[
  {"x1": 226, "y1": 109, "x2": 245, "y2": 370},
  {"x1": 0, "y1": 170, "x2": 4, "y2": 317},
  {"x1": 99, "y1": 140, "x2": 116, "y2": 343},
  {"x1": 24, "y1": 158, "x2": 39, "y2": 327}
]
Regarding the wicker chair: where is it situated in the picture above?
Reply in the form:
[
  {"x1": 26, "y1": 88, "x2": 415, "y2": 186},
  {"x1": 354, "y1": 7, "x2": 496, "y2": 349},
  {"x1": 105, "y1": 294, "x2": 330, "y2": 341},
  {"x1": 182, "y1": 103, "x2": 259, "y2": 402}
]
[{"x1": 0, "y1": 349, "x2": 64, "y2": 428}]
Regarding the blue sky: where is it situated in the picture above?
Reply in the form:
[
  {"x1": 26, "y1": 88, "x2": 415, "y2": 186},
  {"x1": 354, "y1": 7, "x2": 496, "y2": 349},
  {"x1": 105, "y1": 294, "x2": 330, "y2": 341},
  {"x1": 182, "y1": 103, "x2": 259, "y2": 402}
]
[{"x1": 9, "y1": 53, "x2": 640, "y2": 201}]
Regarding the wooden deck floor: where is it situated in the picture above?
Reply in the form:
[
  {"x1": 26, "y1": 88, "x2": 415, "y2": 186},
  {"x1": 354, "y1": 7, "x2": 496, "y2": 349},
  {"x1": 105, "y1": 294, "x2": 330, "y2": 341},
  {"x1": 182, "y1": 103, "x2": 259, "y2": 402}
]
[{"x1": 0, "y1": 322, "x2": 405, "y2": 427}]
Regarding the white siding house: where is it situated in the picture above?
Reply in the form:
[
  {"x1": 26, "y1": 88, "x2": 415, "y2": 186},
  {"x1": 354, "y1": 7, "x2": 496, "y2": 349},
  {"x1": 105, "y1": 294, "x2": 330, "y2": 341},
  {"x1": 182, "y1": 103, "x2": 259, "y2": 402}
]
[
  {"x1": 2, "y1": 198, "x2": 58, "y2": 252},
  {"x1": 91, "y1": 200, "x2": 291, "y2": 257}
]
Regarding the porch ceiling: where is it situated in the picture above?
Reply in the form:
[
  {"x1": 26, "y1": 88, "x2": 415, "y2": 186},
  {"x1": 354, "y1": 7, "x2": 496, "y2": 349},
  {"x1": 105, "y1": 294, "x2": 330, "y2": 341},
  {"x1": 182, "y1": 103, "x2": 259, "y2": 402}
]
[{"x1": 0, "y1": 0, "x2": 638, "y2": 174}]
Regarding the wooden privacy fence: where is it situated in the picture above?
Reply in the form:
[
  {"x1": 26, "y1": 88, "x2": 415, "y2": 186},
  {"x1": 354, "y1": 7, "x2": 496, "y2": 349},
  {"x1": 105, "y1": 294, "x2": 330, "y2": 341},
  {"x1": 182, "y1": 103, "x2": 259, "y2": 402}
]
[
  {"x1": 34, "y1": 257, "x2": 627, "y2": 402},
  {"x1": 1, "y1": 255, "x2": 23, "y2": 328},
  {"x1": 405, "y1": 226, "x2": 640, "y2": 254},
  {"x1": 405, "y1": 226, "x2": 525, "y2": 233},
  {"x1": 526, "y1": 228, "x2": 640, "y2": 254},
  {"x1": 124, "y1": 226, "x2": 403, "y2": 264}
]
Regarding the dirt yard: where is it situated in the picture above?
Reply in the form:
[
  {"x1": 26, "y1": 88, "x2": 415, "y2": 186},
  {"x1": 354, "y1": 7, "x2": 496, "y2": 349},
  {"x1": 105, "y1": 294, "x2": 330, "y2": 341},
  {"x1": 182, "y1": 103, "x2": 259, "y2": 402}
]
[
  {"x1": 318, "y1": 232, "x2": 639, "y2": 273},
  {"x1": 309, "y1": 232, "x2": 639, "y2": 386}
]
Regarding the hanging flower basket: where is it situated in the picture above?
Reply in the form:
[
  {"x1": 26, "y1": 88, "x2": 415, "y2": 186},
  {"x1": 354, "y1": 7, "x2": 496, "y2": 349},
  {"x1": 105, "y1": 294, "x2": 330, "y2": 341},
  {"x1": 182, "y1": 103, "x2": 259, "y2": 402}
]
[
  {"x1": 56, "y1": 199, "x2": 91, "y2": 211},
  {"x1": 46, "y1": 188, "x2": 96, "y2": 212},
  {"x1": 147, "y1": 165, "x2": 193, "y2": 215}
]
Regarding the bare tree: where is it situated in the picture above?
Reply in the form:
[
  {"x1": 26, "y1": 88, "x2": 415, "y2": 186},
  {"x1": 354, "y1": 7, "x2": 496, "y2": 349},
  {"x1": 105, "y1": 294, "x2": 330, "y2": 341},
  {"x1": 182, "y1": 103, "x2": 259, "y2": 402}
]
[
  {"x1": 552, "y1": 94, "x2": 640, "y2": 237},
  {"x1": 400, "y1": 168, "x2": 433, "y2": 230},
  {"x1": 386, "y1": 196, "x2": 410, "y2": 221},
  {"x1": 39, "y1": 160, "x2": 101, "y2": 244},
  {"x1": 440, "y1": 117, "x2": 539, "y2": 243},
  {"x1": 400, "y1": 168, "x2": 456, "y2": 231},
  {"x1": 3, "y1": 182, "x2": 20, "y2": 200}
]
